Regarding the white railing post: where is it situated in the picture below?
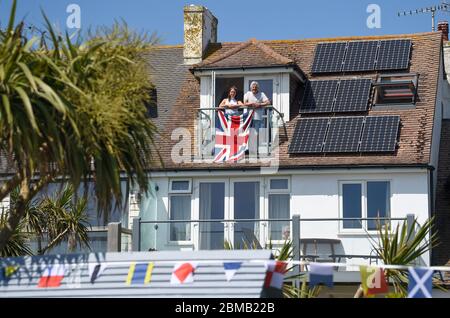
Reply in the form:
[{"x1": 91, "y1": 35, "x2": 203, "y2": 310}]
[
  {"x1": 107, "y1": 222, "x2": 122, "y2": 252},
  {"x1": 132, "y1": 217, "x2": 141, "y2": 251}
]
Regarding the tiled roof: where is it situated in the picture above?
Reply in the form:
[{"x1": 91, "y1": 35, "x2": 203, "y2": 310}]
[
  {"x1": 127, "y1": 32, "x2": 444, "y2": 170},
  {"x1": 194, "y1": 38, "x2": 294, "y2": 69}
]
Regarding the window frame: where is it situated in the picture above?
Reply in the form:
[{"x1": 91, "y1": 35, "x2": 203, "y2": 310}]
[
  {"x1": 167, "y1": 193, "x2": 193, "y2": 244},
  {"x1": 338, "y1": 180, "x2": 391, "y2": 234},
  {"x1": 372, "y1": 73, "x2": 418, "y2": 109},
  {"x1": 266, "y1": 177, "x2": 291, "y2": 244},
  {"x1": 169, "y1": 179, "x2": 192, "y2": 194}
]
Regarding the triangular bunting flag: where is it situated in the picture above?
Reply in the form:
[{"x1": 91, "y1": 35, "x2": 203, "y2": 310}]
[
  {"x1": 171, "y1": 262, "x2": 197, "y2": 284},
  {"x1": 126, "y1": 262, "x2": 154, "y2": 285},
  {"x1": 309, "y1": 263, "x2": 334, "y2": 288},
  {"x1": 360, "y1": 265, "x2": 388, "y2": 296},
  {"x1": 89, "y1": 262, "x2": 108, "y2": 283},
  {"x1": 408, "y1": 267, "x2": 433, "y2": 298},
  {"x1": 264, "y1": 260, "x2": 287, "y2": 289},
  {"x1": 38, "y1": 264, "x2": 66, "y2": 288},
  {"x1": 223, "y1": 262, "x2": 242, "y2": 282}
]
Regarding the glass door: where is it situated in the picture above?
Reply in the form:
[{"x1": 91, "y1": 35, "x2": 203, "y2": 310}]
[
  {"x1": 244, "y1": 77, "x2": 276, "y2": 156},
  {"x1": 230, "y1": 180, "x2": 263, "y2": 249},
  {"x1": 198, "y1": 181, "x2": 226, "y2": 250}
]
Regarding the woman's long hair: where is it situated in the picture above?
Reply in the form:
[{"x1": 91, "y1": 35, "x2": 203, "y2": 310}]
[{"x1": 228, "y1": 86, "x2": 238, "y2": 101}]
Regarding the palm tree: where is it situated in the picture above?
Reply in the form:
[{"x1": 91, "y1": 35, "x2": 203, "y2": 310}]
[
  {"x1": 36, "y1": 185, "x2": 91, "y2": 254},
  {"x1": 1, "y1": 185, "x2": 91, "y2": 256},
  {"x1": 0, "y1": 0, "x2": 159, "y2": 250},
  {"x1": 354, "y1": 217, "x2": 441, "y2": 297}
]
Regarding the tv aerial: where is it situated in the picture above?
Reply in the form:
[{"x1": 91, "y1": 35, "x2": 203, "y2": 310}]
[{"x1": 398, "y1": 2, "x2": 450, "y2": 31}]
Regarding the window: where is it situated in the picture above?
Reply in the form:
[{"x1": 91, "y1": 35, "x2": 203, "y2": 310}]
[
  {"x1": 169, "y1": 195, "x2": 191, "y2": 241},
  {"x1": 340, "y1": 181, "x2": 391, "y2": 231},
  {"x1": 169, "y1": 179, "x2": 192, "y2": 241},
  {"x1": 169, "y1": 180, "x2": 192, "y2": 193},
  {"x1": 342, "y1": 183, "x2": 362, "y2": 229},
  {"x1": 367, "y1": 181, "x2": 391, "y2": 230},
  {"x1": 373, "y1": 73, "x2": 418, "y2": 106},
  {"x1": 268, "y1": 178, "x2": 290, "y2": 240},
  {"x1": 215, "y1": 77, "x2": 244, "y2": 107}
]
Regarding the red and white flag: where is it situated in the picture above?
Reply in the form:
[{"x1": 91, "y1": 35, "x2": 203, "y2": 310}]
[
  {"x1": 38, "y1": 264, "x2": 66, "y2": 288},
  {"x1": 264, "y1": 261, "x2": 287, "y2": 289},
  {"x1": 170, "y1": 262, "x2": 197, "y2": 284}
]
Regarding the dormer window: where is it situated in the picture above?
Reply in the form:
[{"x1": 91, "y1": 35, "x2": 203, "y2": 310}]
[{"x1": 373, "y1": 73, "x2": 418, "y2": 107}]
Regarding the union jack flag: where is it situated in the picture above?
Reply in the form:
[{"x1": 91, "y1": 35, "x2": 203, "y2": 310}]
[{"x1": 213, "y1": 110, "x2": 254, "y2": 162}]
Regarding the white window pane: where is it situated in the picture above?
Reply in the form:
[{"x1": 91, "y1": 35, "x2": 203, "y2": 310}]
[
  {"x1": 170, "y1": 196, "x2": 191, "y2": 241},
  {"x1": 270, "y1": 179, "x2": 288, "y2": 190},
  {"x1": 248, "y1": 79, "x2": 273, "y2": 102},
  {"x1": 367, "y1": 181, "x2": 390, "y2": 230},
  {"x1": 171, "y1": 181, "x2": 190, "y2": 191},
  {"x1": 342, "y1": 184, "x2": 362, "y2": 229},
  {"x1": 269, "y1": 194, "x2": 290, "y2": 240}
]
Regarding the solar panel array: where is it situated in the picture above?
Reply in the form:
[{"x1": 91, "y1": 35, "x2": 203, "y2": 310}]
[
  {"x1": 288, "y1": 115, "x2": 400, "y2": 154},
  {"x1": 323, "y1": 117, "x2": 364, "y2": 153},
  {"x1": 300, "y1": 79, "x2": 371, "y2": 114},
  {"x1": 311, "y1": 39, "x2": 411, "y2": 73},
  {"x1": 360, "y1": 116, "x2": 400, "y2": 152},
  {"x1": 311, "y1": 42, "x2": 347, "y2": 73},
  {"x1": 288, "y1": 117, "x2": 329, "y2": 153},
  {"x1": 376, "y1": 40, "x2": 411, "y2": 70},
  {"x1": 333, "y1": 79, "x2": 372, "y2": 112},
  {"x1": 342, "y1": 41, "x2": 379, "y2": 72},
  {"x1": 301, "y1": 80, "x2": 339, "y2": 113}
]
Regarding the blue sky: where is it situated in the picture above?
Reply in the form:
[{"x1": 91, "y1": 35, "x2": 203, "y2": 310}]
[{"x1": 1, "y1": 0, "x2": 450, "y2": 44}]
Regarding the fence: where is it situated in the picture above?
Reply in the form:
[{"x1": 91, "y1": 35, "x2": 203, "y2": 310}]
[{"x1": 131, "y1": 215, "x2": 414, "y2": 266}]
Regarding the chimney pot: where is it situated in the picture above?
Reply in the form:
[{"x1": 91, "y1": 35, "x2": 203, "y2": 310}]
[
  {"x1": 183, "y1": 5, "x2": 218, "y2": 65},
  {"x1": 438, "y1": 21, "x2": 449, "y2": 42}
]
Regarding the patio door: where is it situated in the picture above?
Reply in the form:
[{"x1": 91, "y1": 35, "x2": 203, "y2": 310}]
[
  {"x1": 197, "y1": 181, "x2": 228, "y2": 250},
  {"x1": 230, "y1": 179, "x2": 264, "y2": 249},
  {"x1": 194, "y1": 178, "x2": 264, "y2": 250}
]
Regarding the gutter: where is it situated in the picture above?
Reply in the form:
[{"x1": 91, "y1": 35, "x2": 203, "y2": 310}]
[{"x1": 146, "y1": 163, "x2": 435, "y2": 173}]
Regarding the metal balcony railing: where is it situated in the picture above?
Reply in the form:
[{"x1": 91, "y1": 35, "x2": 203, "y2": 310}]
[
  {"x1": 132, "y1": 215, "x2": 414, "y2": 269},
  {"x1": 196, "y1": 105, "x2": 287, "y2": 159}
]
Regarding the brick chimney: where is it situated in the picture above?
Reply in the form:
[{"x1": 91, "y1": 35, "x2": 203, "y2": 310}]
[
  {"x1": 183, "y1": 5, "x2": 218, "y2": 65},
  {"x1": 438, "y1": 21, "x2": 449, "y2": 42}
]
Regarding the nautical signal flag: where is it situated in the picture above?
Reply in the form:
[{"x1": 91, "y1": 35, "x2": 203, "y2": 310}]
[
  {"x1": 264, "y1": 260, "x2": 287, "y2": 289},
  {"x1": 408, "y1": 267, "x2": 433, "y2": 298},
  {"x1": 223, "y1": 262, "x2": 242, "y2": 282},
  {"x1": 0, "y1": 265, "x2": 19, "y2": 280},
  {"x1": 309, "y1": 263, "x2": 334, "y2": 288},
  {"x1": 171, "y1": 262, "x2": 197, "y2": 284},
  {"x1": 126, "y1": 262, "x2": 154, "y2": 285},
  {"x1": 360, "y1": 266, "x2": 388, "y2": 296},
  {"x1": 89, "y1": 262, "x2": 108, "y2": 283},
  {"x1": 38, "y1": 264, "x2": 66, "y2": 288}
]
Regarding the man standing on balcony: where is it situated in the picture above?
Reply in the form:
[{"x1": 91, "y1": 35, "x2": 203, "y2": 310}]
[{"x1": 244, "y1": 81, "x2": 271, "y2": 155}]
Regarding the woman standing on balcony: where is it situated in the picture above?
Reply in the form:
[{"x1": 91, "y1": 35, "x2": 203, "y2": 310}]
[{"x1": 218, "y1": 86, "x2": 243, "y2": 116}]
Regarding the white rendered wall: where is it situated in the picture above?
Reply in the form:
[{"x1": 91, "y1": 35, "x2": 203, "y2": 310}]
[{"x1": 143, "y1": 170, "x2": 431, "y2": 266}]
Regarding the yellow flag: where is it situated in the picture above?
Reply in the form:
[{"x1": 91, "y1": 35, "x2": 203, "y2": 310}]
[{"x1": 5, "y1": 265, "x2": 19, "y2": 277}]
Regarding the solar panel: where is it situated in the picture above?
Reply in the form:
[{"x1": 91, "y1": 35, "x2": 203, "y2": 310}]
[
  {"x1": 311, "y1": 42, "x2": 347, "y2": 73},
  {"x1": 333, "y1": 79, "x2": 372, "y2": 112},
  {"x1": 376, "y1": 40, "x2": 411, "y2": 70},
  {"x1": 360, "y1": 116, "x2": 400, "y2": 152},
  {"x1": 288, "y1": 118, "x2": 329, "y2": 153},
  {"x1": 342, "y1": 41, "x2": 379, "y2": 72},
  {"x1": 323, "y1": 117, "x2": 364, "y2": 153},
  {"x1": 300, "y1": 80, "x2": 339, "y2": 113}
]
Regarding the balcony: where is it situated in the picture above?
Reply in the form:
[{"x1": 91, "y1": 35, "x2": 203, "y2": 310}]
[
  {"x1": 196, "y1": 106, "x2": 287, "y2": 160},
  {"x1": 130, "y1": 215, "x2": 417, "y2": 272}
]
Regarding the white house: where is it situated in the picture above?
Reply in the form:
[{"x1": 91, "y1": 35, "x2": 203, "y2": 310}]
[{"x1": 125, "y1": 5, "x2": 450, "y2": 270}]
